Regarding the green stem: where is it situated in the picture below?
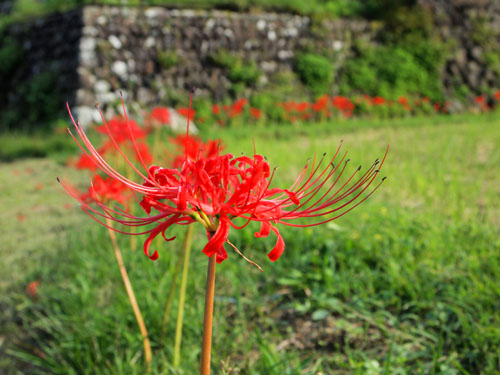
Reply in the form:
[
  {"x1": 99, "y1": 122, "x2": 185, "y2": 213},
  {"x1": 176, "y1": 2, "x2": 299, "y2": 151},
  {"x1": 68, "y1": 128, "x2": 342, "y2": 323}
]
[
  {"x1": 173, "y1": 224, "x2": 194, "y2": 367},
  {"x1": 160, "y1": 228, "x2": 188, "y2": 339}
]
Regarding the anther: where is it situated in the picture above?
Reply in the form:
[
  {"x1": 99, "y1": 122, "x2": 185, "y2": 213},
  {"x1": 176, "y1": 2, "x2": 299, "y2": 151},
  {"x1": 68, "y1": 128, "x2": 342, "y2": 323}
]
[
  {"x1": 382, "y1": 176, "x2": 387, "y2": 181},
  {"x1": 191, "y1": 86, "x2": 197, "y2": 94},
  {"x1": 375, "y1": 169, "x2": 380, "y2": 173},
  {"x1": 357, "y1": 165, "x2": 362, "y2": 171},
  {"x1": 345, "y1": 159, "x2": 350, "y2": 164},
  {"x1": 56, "y1": 177, "x2": 61, "y2": 183}
]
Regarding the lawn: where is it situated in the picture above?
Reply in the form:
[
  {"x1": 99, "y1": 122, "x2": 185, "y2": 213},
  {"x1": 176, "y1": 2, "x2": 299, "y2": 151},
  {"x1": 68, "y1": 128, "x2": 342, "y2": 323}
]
[{"x1": 1, "y1": 113, "x2": 499, "y2": 374}]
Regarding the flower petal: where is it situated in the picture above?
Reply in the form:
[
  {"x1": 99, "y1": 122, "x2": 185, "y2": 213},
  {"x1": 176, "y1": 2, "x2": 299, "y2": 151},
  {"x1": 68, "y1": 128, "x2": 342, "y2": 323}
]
[
  {"x1": 202, "y1": 216, "x2": 230, "y2": 258},
  {"x1": 216, "y1": 246, "x2": 228, "y2": 264},
  {"x1": 254, "y1": 221, "x2": 271, "y2": 238},
  {"x1": 267, "y1": 226, "x2": 285, "y2": 262}
]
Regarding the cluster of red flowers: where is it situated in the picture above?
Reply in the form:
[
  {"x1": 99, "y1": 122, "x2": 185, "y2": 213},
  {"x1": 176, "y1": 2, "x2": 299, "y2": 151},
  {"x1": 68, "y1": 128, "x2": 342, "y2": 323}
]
[
  {"x1": 71, "y1": 115, "x2": 153, "y2": 171},
  {"x1": 139, "y1": 90, "x2": 500, "y2": 130},
  {"x1": 61, "y1": 98, "x2": 388, "y2": 266}
]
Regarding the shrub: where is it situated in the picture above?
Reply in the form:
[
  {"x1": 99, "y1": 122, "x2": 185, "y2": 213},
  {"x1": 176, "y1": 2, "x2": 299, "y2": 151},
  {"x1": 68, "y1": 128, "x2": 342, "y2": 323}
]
[
  {"x1": 210, "y1": 49, "x2": 260, "y2": 86},
  {"x1": 1, "y1": 71, "x2": 63, "y2": 132},
  {"x1": 0, "y1": 37, "x2": 23, "y2": 77},
  {"x1": 157, "y1": 50, "x2": 181, "y2": 70},
  {"x1": 339, "y1": 42, "x2": 445, "y2": 102},
  {"x1": 294, "y1": 53, "x2": 334, "y2": 94}
]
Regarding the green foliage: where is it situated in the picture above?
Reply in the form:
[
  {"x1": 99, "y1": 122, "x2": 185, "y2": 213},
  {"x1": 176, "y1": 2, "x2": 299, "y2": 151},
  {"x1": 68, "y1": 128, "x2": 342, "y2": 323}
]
[
  {"x1": 0, "y1": 132, "x2": 76, "y2": 161},
  {"x1": 339, "y1": 3, "x2": 447, "y2": 102},
  {"x1": 339, "y1": 41, "x2": 445, "y2": 102},
  {"x1": 157, "y1": 50, "x2": 181, "y2": 70},
  {"x1": 0, "y1": 37, "x2": 24, "y2": 77},
  {"x1": 250, "y1": 92, "x2": 285, "y2": 122},
  {"x1": 470, "y1": 15, "x2": 500, "y2": 77},
  {"x1": 210, "y1": 49, "x2": 260, "y2": 86},
  {"x1": 294, "y1": 53, "x2": 334, "y2": 94},
  {"x1": 1, "y1": 71, "x2": 64, "y2": 132},
  {"x1": 2, "y1": 115, "x2": 500, "y2": 374}
]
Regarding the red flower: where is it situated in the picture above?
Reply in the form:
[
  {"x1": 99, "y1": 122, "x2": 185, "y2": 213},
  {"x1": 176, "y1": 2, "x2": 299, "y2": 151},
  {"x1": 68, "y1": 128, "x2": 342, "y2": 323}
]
[
  {"x1": 177, "y1": 107, "x2": 196, "y2": 121},
  {"x1": 150, "y1": 107, "x2": 171, "y2": 125},
  {"x1": 296, "y1": 102, "x2": 309, "y2": 113},
  {"x1": 332, "y1": 96, "x2": 355, "y2": 114},
  {"x1": 475, "y1": 95, "x2": 486, "y2": 104},
  {"x1": 250, "y1": 107, "x2": 261, "y2": 120},
  {"x1": 397, "y1": 97, "x2": 408, "y2": 106},
  {"x1": 80, "y1": 174, "x2": 131, "y2": 206},
  {"x1": 311, "y1": 95, "x2": 329, "y2": 113},
  {"x1": 134, "y1": 142, "x2": 153, "y2": 165},
  {"x1": 96, "y1": 116, "x2": 147, "y2": 143},
  {"x1": 62, "y1": 101, "x2": 387, "y2": 266},
  {"x1": 225, "y1": 99, "x2": 247, "y2": 118},
  {"x1": 75, "y1": 153, "x2": 99, "y2": 171},
  {"x1": 212, "y1": 104, "x2": 220, "y2": 116},
  {"x1": 494, "y1": 91, "x2": 500, "y2": 102},
  {"x1": 372, "y1": 96, "x2": 386, "y2": 106},
  {"x1": 170, "y1": 134, "x2": 221, "y2": 168},
  {"x1": 26, "y1": 281, "x2": 41, "y2": 298}
]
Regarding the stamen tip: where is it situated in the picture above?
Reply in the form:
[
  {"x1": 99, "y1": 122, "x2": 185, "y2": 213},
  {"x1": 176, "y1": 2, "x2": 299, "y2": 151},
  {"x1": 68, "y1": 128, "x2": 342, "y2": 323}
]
[
  {"x1": 56, "y1": 177, "x2": 61, "y2": 183},
  {"x1": 357, "y1": 165, "x2": 362, "y2": 171},
  {"x1": 382, "y1": 176, "x2": 387, "y2": 181},
  {"x1": 191, "y1": 86, "x2": 197, "y2": 94}
]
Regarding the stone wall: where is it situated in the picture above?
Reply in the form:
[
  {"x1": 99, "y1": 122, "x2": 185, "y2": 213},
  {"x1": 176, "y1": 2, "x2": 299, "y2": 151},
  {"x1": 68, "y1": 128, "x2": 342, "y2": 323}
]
[
  {"x1": 72, "y1": 6, "x2": 373, "y2": 123},
  {"x1": 420, "y1": 0, "x2": 500, "y2": 107},
  {"x1": 2, "y1": 1, "x2": 500, "y2": 127}
]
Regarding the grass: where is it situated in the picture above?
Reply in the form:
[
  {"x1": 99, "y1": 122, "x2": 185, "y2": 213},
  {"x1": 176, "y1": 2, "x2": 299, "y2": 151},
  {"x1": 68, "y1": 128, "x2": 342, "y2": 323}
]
[{"x1": 1, "y1": 113, "x2": 499, "y2": 374}]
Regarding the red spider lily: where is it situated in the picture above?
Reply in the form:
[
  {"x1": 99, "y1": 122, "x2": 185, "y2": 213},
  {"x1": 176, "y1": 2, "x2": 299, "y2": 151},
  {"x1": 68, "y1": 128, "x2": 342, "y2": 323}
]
[
  {"x1": 225, "y1": 99, "x2": 247, "y2": 118},
  {"x1": 150, "y1": 107, "x2": 171, "y2": 125},
  {"x1": 61, "y1": 100, "x2": 388, "y2": 267},
  {"x1": 372, "y1": 96, "x2": 386, "y2": 106},
  {"x1": 494, "y1": 91, "x2": 500, "y2": 102},
  {"x1": 475, "y1": 95, "x2": 488, "y2": 111},
  {"x1": 96, "y1": 116, "x2": 147, "y2": 143},
  {"x1": 250, "y1": 107, "x2": 262, "y2": 120},
  {"x1": 170, "y1": 134, "x2": 221, "y2": 168},
  {"x1": 311, "y1": 95, "x2": 329, "y2": 113},
  {"x1": 134, "y1": 142, "x2": 153, "y2": 165},
  {"x1": 475, "y1": 95, "x2": 486, "y2": 104},
  {"x1": 74, "y1": 152, "x2": 99, "y2": 171},
  {"x1": 177, "y1": 107, "x2": 196, "y2": 121},
  {"x1": 212, "y1": 104, "x2": 220, "y2": 116},
  {"x1": 26, "y1": 281, "x2": 41, "y2": 298},
  {"x1": 397, "y1": 97, "x2": 408, "y2": 106},
  {"x1": 422, "y1": 97, "x2": 430, "y2": 104},
  {"x1": 332, "y1": 96, "x2": 355, "y2": 116},
  {"x1": 80, "y1": 174, "x2": 131, "y2": 206}
]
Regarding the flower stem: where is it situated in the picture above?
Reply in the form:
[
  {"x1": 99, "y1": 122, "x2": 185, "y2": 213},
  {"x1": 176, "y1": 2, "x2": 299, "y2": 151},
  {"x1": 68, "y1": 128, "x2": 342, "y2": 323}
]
[
  {"x1": 160, "y1": 226, "x2": 191, "y2": 340},
  {"x1": 173, "y1": 224, "x2": 194, "y2": 367},
  {"x1": 201, "y1": 254, "x2": 217, "y2": 375},
  {"x1": 105, "y1": 219, "x2": 152, "y2": 370}
]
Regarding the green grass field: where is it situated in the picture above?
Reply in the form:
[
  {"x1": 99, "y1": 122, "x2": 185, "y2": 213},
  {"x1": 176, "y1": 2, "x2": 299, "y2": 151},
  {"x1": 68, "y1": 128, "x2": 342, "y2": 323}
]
[{"x1": 1, "y1": 114, "x2": 499, "y2": 374}]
